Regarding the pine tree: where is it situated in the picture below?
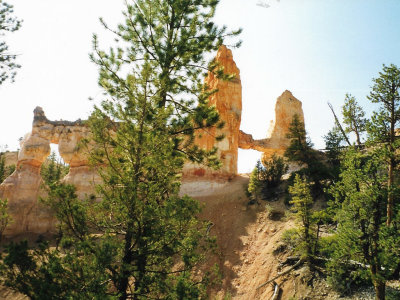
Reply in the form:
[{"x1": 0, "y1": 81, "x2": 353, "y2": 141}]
[
  {"x1": 366, "y1": 64, "x2": 400, "y2": 226},
  {"x1": 91, "y1": 0, "x2": 241, "y2": 165},
  {"x1": 0, "y1": 1, "x2": 21, "y2": 85},
  {"x1": 262, "y1": 154, "x2": 288, "y2": 189},
  {"x1": 328, "y1": 148, "x2": 390, "y2": 300},
  {"x1": 285, "y1": 114, "x2": 329, "y2": 194},
  {"x1": 324, "y1": 125, "x2": 345, "y2": 165},
  {"x1": 40, "y1": 152, "x2": 69, "y2": 186},
  {"x1": 284, "y1": 114, "x2": 314, "y2": 166},
  {"x1": 247, "y1": 156, "x2": 288, "y2": 201},
  {"x1": 288, "y1": 174, "x2": 315, "y2": 263},
  {"x1": 0, "y1": 198, "x2": 10, "y2": 242},
  {"x1": 248, "y1": 160, "x2": 264, "y2": 202},
  {"x1": 342, "y1": 94, "x2": 366, "y2": 146}
]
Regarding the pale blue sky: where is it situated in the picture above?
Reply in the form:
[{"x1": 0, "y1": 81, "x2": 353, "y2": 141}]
[{"x1": 1, "y1": 0, "x2": 399, "y2": 172}]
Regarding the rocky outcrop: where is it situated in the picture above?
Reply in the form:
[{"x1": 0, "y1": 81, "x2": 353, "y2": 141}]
[
  {"x1": 238, "y1": 90, "x2": 304, "y2": 161},
  {"x1": 183, "y1": 47, "x2": 305, "y2": 179},
  {"x1": 183, "y1": 45, "x2": 242, "y2": 179},
  {"x1": 0, "y1": 107, "x2": 101, "y2": 236}
]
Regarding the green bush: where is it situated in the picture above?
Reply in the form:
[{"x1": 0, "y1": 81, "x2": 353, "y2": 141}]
[
  {"x1": 247, "y1": 154, "x2": 288, "y2": 201},
  {"x1": 322, "y1": 234, "x2": 372, "y2": 295},
  {"x1": 281, "y1": 228, "x2": 301, "y2": 252},
  {"x1": 262, "y1": 154, "x2": 288, "y2": 189},
  {"x1": 326, "y1": 256, "x2": 371, "y2": 295}
]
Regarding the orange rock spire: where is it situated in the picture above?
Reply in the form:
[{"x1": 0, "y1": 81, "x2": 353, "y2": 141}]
[{"x1": 183, "y1": 45, "x2": 242, "y2": 178}]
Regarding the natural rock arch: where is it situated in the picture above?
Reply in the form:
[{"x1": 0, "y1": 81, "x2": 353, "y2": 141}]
[{"x1": 0, "y1": 107, "x2": 101, "y2": 235}]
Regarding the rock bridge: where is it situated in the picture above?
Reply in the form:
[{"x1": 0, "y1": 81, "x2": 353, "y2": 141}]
[{"x1": 0, "y1": 45, "x2": 304, "y2": 236}]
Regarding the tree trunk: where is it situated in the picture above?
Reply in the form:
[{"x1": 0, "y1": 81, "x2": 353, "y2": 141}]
[
  {"x1": 387, "y1": 159, "x2": 394, "y2": 226},
  {"x1": 387, "y1": 96, "x2": 396, "y2": 226},
  {"x1": 119, "y1": 228, "x2": 134, "y2": 300},
  {"x1": 355, "y1": 130, "x2": 362, "y2": 147},
  {"x1": 373, "y1": 279, "x2": 385, "y2": 300}
]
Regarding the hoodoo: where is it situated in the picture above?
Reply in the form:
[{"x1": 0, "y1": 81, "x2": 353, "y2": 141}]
[
  {"x1": 183, "y1": 45, "x2": 243, "y2": 178},
  {"x1": 239, "y1": 90, "x2": 305, "y2": 161}
]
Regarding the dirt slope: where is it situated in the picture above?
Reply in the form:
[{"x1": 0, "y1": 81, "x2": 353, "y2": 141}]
[
  {"x1": 181, "y1": 175, "x2": 296, "y2": 299},
  {"x1": 184, "y1": 175, "x2": 396, "y2": 300}
]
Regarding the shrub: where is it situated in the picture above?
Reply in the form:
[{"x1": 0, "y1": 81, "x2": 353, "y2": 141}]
[
  {"x1": 262, "y1": 154, "x2": 289, "y2": 188},
  {"x1": 247, "y1": 154, "x2": 288, "y2": 201}
]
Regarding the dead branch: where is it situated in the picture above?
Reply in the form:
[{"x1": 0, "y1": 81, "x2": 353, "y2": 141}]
[
  {"x1": 279, "y1": 256, "x2": 300, "y2": 266},
  {"x1": 327, "y1": 102, "x2": 351, "y2": 146},
  {"x1": 271, "y1": 281, "x2": 281, "y2": 300},
  {"x1": 257, "y1": 258, "x2": 304, "y2": 291}
]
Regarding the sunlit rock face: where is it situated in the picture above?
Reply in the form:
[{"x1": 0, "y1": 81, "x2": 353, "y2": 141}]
[
  {"x1": 0, "y1": 107, "x2": 101, "y2": 236},
  {"x1": 0, "y1": 47, "x2": 306, "y2": 237},
  {"x1": 183, "y1": 45, "x2": 242, "y2": 179},
  {"x1": 264, "y1": 90, "x2": 304, "y2": 153},
  {"x1": 238, "y1": 90, "x2": 305, "y2": 161}
]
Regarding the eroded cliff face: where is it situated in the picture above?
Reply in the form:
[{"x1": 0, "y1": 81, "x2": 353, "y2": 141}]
[{"x1": 0, "y1": 107, "x2": 101, "y2": 236}]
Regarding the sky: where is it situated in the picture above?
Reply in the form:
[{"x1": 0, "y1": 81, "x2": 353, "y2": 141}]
[{"x1": 0, "y1": 0, "x2": 400, "y2": 172}]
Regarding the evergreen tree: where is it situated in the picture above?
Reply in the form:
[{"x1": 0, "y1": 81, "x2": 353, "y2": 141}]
[
  {"x1": 248, "y1": 160, "x2": 264, "y2": 202},
  {"x1": 1, "y1": 1, "x2": 239, "y2": 299},
  {"x1": 323, "y1": 125, "x2": 345, "y2": 181},
  {"x1": 91, "y1": 0, "x2": 241, "y2": 164},
  {"x1": 324, "y1": 125, "x2": 345, "y2": 165},
  {"x1": 288, "y1": 174, "x2": 315, "y2": 263},
  {"x1": 284, "y1": 114, "x2": 314, "y2": 166},
  {"x1": 0, "y1": 1, "x2": 21, "y2": 85},
  {"x1": 40, "y1": 152, "x2": 69, "y2": 186},
  {"x1": 247, "y1": 156, "x2": 288, "y2": 202},
  {"x1": 262, "y1": 154, "x2": 288, "y2": 189},
  {"x1": 342, "y1": 94, "x2": 366, "y2": 146},
  {"x1": 366, "y1": 64, "x2": 400, "y2": 226},
  {"x1": 285, "y1": 115, "x2": 329, "y2": 194},
  {"x1": 328, "y1": 148, "x2": 392, "y2": 300}
]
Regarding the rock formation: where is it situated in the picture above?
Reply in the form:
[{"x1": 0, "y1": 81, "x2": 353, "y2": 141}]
[
  {"x1": 238, "y1": 90, "x2": 305, "y2": 161},
  {"x1": 0, "y1": 107, "x2": 101, "y2": 236},
  {"x1": 0, "y1": 46, "x2": 306, "y2": 236},
  {"x1": 183, "y1": 45, "x2": 242, "y2": 179}
]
